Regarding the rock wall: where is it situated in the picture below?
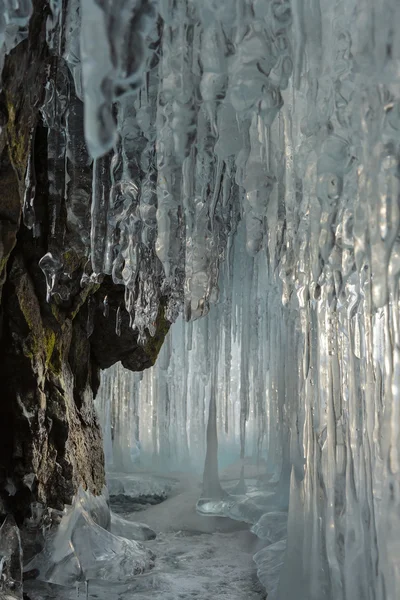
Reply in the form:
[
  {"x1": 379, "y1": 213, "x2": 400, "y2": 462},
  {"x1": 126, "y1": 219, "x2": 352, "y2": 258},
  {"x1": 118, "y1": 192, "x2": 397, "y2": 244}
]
[{"x1": 0, "y1": 1, "x2": 170, "y2": 523}]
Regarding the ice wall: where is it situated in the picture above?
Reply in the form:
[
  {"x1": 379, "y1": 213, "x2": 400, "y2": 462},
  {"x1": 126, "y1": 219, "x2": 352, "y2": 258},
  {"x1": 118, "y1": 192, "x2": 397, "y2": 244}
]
[
  {"x1": 96, "y1": 223, "x2": 267, "y2": 473},
  {"x1": 91, "y1": 0, "x2": 400, "y2": 598}
]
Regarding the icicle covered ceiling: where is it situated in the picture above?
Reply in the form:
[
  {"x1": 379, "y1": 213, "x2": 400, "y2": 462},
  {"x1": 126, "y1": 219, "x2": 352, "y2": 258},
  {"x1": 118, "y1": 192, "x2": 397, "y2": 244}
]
[{"x1": 3, "y1": 0, "x2": 398, "y2": 340}]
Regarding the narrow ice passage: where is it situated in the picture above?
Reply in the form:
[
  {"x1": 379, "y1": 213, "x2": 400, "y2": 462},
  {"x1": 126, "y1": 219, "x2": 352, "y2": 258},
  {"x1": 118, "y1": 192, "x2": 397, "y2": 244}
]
[{"x1": 0, "y1": 0, "x2": 399, "y2": 599}]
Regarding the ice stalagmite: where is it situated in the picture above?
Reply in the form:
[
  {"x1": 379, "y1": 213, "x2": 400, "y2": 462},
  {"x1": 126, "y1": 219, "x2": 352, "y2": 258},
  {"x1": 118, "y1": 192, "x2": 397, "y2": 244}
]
[{"x1": 203, "y1": 393, "x2": 225, "y2": 499}]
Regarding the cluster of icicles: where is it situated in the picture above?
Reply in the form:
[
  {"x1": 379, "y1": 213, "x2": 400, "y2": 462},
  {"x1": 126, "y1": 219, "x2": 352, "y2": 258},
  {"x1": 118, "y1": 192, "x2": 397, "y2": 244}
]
[
  {"x1": 3, "y1": 0, "x2": 294, "y2": 341},
  {"x1": 97, "y1": 223, "x2": 266, "y2": 474}
]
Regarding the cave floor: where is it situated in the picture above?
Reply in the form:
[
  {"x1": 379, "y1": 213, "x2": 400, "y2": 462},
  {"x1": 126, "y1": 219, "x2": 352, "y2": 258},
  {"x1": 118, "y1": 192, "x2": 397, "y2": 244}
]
[
  {"x1": 112, "y1": 473, "x2": 266, "y2": 600},
  {"x1": 25, "y1": 473, "x2": 266, "y2": 600}
]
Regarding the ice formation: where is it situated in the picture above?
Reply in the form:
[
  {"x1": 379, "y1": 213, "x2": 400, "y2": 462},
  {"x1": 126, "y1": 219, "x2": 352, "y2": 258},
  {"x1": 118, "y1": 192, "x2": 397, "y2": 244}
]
[
  {"x1": 0, "y1": 514, "x2": 23, "y2": 599},
  {"x1": 0, "y1": 0, "x2": 399, "y2": 598},
  {"x1": 23, "y1": 487, "x2": 155, "y2": 587},
  {"x1": 96, "y1": 225, "x2": 266, "y2": 474}
]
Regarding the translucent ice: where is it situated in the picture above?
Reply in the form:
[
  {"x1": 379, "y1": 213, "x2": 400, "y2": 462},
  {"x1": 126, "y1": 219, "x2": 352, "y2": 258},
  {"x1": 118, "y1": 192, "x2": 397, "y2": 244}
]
[
  {"x1": 110, "y1": 512, "x2": 156, "y2": 541},
  {"x1": 70, "y1": 510, "x2": 154, "y2": 582},
  {"x1": 254, "y1": 540, "x2": 286, "y2": 599},
  {"x1": 105, "y1": 473, "x2": 176, "y2": 501},
  {"x1": 251, "y1": 512, "x2": 287, "y2": 544},
  {"x1": 24, "y1": 487, "x2": 154, "y2": 586}
]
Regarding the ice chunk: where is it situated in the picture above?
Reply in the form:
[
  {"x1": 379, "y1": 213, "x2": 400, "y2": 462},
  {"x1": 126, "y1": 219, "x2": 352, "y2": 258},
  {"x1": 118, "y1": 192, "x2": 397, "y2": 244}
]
[
  {"x1": 24, "y1": 487, "x2": 154, "y2": 586},
  {"x1": 70, "y1": 508, "x2": 154, "y2": 582},
  {"x1": 254, "y1": 539, "x2": 286, "y2": 598},
  {"x1": 251, "y1": 512, "x2": 287, "y2": 544},
  {"x1": 0, "y1": 515, "x2": 23, "y2": 600},
  {"x1": 110, "y1": 512, "x2": 156, "y2": 541},
  {"x1": 196, "y1": 493, "x2": 266, "y2": 525},
  {"x1": 74, "y1": 486, "x2": 111, "y2": 531}
]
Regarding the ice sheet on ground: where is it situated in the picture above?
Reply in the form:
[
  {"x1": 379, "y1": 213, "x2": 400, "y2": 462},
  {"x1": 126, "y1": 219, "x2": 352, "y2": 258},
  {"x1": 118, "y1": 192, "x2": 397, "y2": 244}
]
[
  {"x1": 24, "y1": 574, "x2": 161, "y2": 600},
  {"x1": 196, "y1": 486, "x2": 278, "y2": 525},
  {"x1": 195, "y1": 479, "x2": 289, "y2": 597},
  {"x1": 106, "y1": 473, "x2": 178, "y2": 501},
  {"x1": 110, "y1": 474, "x2": 250, "y2": 535}
]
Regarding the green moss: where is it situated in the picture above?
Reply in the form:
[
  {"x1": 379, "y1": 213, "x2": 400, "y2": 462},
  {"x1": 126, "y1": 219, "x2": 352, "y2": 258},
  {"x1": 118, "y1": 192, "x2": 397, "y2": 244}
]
[
  {"x1": 62, "y1": 249, "x2": 82, "y2": 273},
  {"x1": 48, "y1": 346, "x2": 63, "y2": 376},
  {"x1": 18, "y1": 281, "x2": 58, "y2": 367},
  {"x1": 6, "y1": 101, "x2": 29, "y2": 175},
  {"x1": 43, "y1": 329, "x2": 56, "y2": 367},
  {"x1": 22, "y1": 327, "x2": 57, "y2": 367}
]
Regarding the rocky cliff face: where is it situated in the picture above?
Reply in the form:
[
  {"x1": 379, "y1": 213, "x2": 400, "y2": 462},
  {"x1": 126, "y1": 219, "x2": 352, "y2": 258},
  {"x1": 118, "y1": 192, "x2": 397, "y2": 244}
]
[{"x1": 0, "y1": 1, "x2": 169, "y2": 523}]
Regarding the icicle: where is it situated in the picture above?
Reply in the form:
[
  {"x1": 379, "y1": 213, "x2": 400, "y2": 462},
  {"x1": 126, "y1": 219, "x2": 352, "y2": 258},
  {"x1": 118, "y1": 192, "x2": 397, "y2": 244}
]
[
  {"x1": 90, "y1": 154, "x2": 112, "y2": 278},
  {"x1": 86, "y1": 296, "x2": 95, "y2": 338},
  {"x1": 103, "y1": 295, "x2": 109, "y2": 318},
  {"x1": 60, "y1": 3, "x2": 400, "y2": 598},
  {"x1": 22, "y1": 128, "x2": 37, "y2": 234},
  {"x1": 115, "y1": 306, "x2": 122, "y2": 337},
  {"x1": 39, "y1": 252, "x2": 63, "y2": 303}
]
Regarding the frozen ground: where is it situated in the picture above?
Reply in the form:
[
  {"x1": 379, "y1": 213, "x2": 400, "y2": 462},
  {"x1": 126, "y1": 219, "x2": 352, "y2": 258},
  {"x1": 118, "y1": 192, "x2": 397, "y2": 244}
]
[
  {"x1": 24, "y1": 472, "x2": 266, "y2": 600},
  {"x1": 110, "y1": 473, "x2": 265, "y2": 600}
]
